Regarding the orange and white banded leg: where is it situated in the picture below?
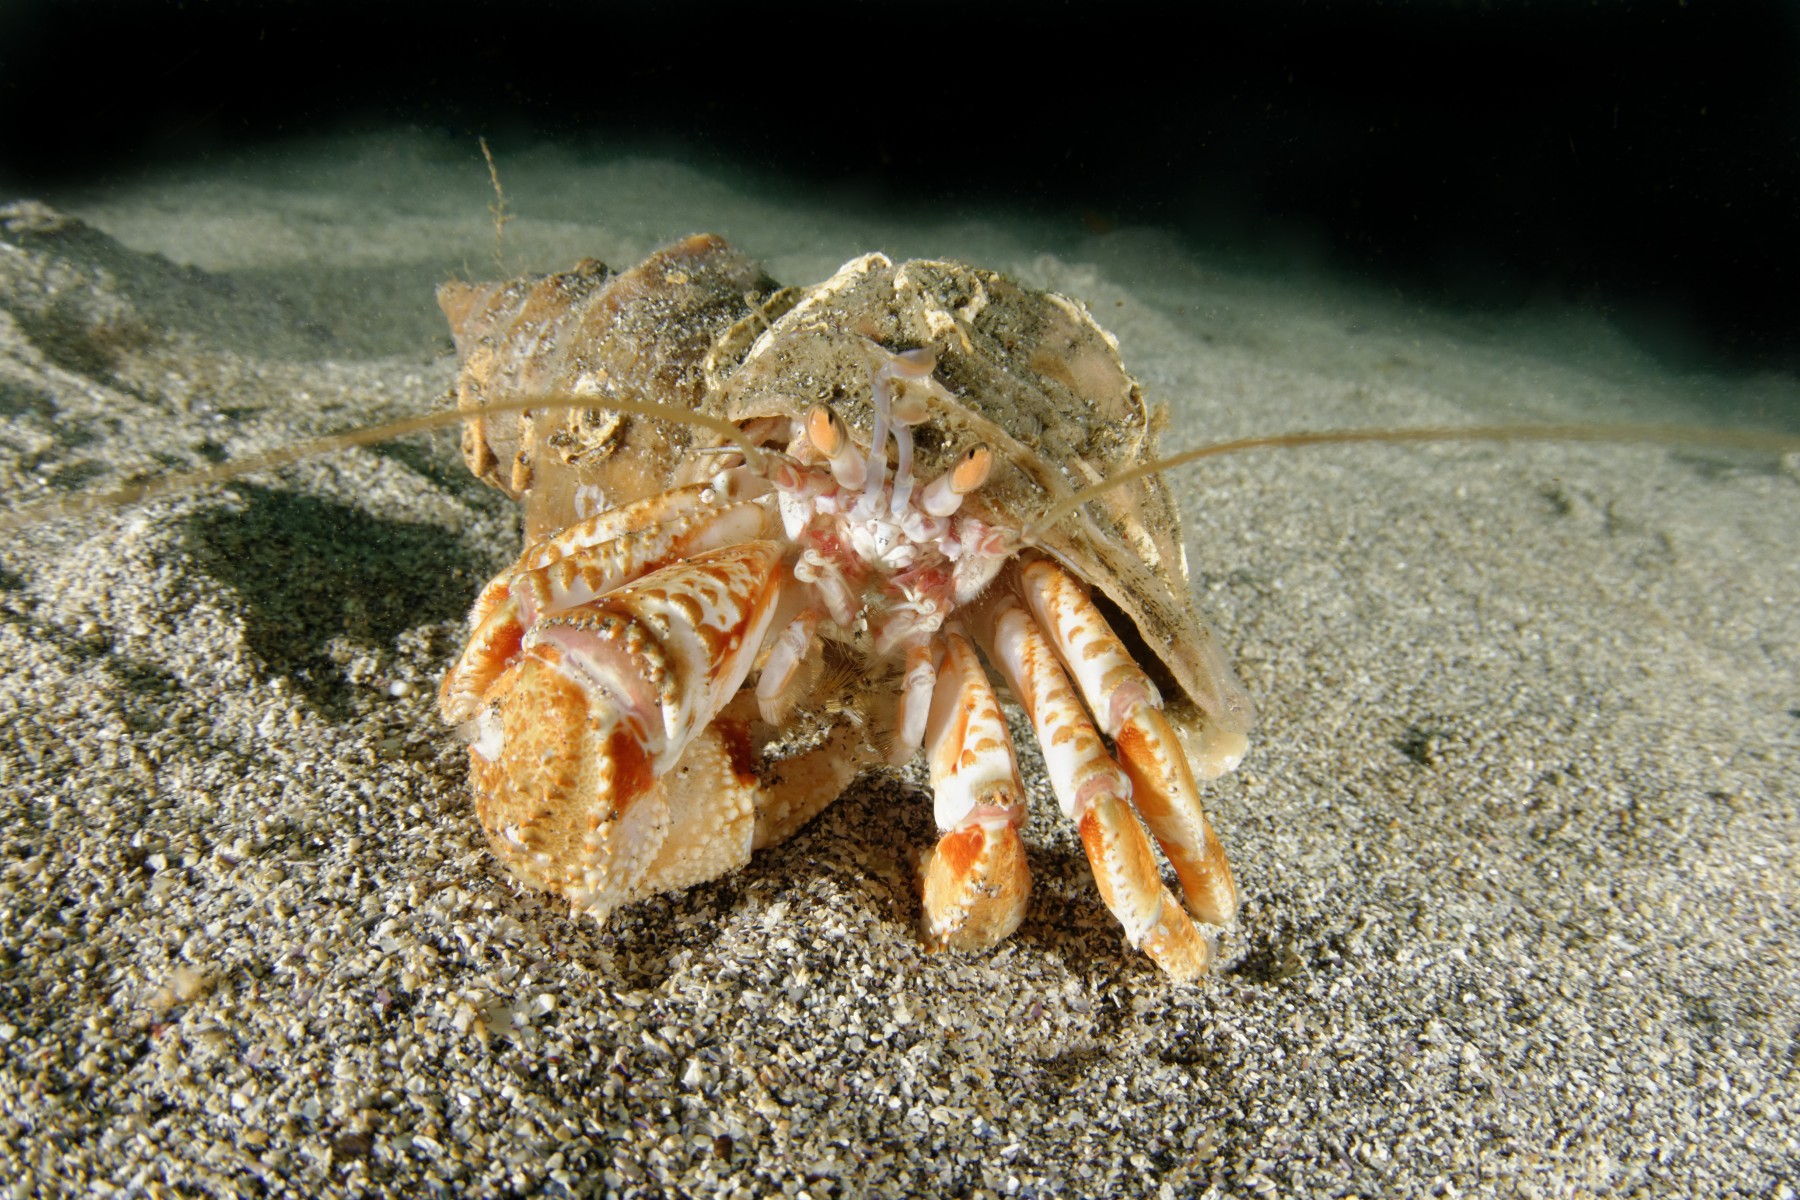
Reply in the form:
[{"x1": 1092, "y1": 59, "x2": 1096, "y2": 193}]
[
  {"x1": 917, "y1": 631, "x2": 1031, "y2": 950},
  {"x1": 976, "y1": 589, "x2": 1214, "y2": 981},
  {"x1": 439, "y1": 540, "x2": 785, "y2": 925},
  {"x1": 1018, "y1": 558, "x2": 1242, "y2": 928}
]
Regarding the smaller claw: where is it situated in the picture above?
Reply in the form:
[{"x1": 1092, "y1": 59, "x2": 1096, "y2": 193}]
[{"x1": 756, "y1": 608, "x2": 824, "y2": 725}]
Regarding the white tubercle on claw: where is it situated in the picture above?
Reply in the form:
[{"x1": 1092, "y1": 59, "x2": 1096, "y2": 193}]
[{"x1": 468, "y1": 709, "x2": 505, "y2": 762}]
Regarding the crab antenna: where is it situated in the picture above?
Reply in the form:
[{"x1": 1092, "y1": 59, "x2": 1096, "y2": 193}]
[
  {"x1": 1018, "y1": 422, "x2": 1800, "y2": 546},
  {"x1": 883, "y1": 349, "x2": 938, "y2": 517},
  {"x1": 0, "y1": 392, "x2": 766, "y2": 532}
]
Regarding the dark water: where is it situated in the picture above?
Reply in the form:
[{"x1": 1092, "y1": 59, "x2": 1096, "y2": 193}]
[{"x1": 4, "y1": 2, "x2": 1798, "y2": 387}]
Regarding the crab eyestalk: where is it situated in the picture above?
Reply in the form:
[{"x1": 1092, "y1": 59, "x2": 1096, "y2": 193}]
[
  {"x1": 846, "y1": 342, "x2": 944, "y2": 521},
  {"x1": 920, "y1": 444, "x2": 993, "y2": 518},
  {"x1": 805, "y1": 406, "x2": 865, "y2": 489}
]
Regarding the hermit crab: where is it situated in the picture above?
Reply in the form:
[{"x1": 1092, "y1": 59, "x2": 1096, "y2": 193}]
[
  {"x1": 3, "y1": 215, "x2": 1790, "y2": 991},
  {"x1": 434, "y1": 235, "x2": 1256, "y2": 981}
]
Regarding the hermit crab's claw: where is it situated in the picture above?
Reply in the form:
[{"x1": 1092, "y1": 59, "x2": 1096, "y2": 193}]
[{"x1": 440, "y1": 539, "x2": 787, "y2": 924}]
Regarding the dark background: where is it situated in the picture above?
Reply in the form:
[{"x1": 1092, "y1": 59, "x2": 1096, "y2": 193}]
[{"x1": 3, "y1": 1, "x2": 1797, "y2": 375}]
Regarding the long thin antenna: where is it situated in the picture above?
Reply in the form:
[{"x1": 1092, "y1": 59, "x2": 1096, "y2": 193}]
[
  {"x1": 480, "y1": 137, "x2": 511, "y2": 271},
  {"x1": 1019, "y1": 423, "x2": 1800, "y2": 545},
  {"x1": 7, "y1": 411, "x2": 1794, "y2": 537},
  {"x1": 0, "y1": 394, "x2": 767, "y2": 532}
]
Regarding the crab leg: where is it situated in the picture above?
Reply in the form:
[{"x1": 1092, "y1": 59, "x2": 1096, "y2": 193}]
[
  {"x1": 975, "y1": 588, "x2": 1214, "y2": 981},
  {"x1": 516, "y1": 470, "x2": 769, "y2": 573},
  {"x1": 465, "y1": 473, "x2": 770, "y2": 627},
  {"x1": 1017, "y1": 558, "x2": 1240, "y2": 928},
  {"x1": 755, "y1": 606, "x2": 825, "y2": 725},
  {"x1": 917, "y1": 632, "x2": 1032, "y2": 950},
  {"x1": 889, "y1": 640, "x2": 938, "y2": 764},
  {"x1": 697, "y1": 692, "x2": 884, "y2": 853}
]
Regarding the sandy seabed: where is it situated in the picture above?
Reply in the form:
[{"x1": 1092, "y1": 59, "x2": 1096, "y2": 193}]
[{"x1": 1, "y1": 133, "x2": 1796, "y2": 1198}]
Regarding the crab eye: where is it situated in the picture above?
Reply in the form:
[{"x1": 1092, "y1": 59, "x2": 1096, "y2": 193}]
[
  {"x1": 952, "y1": 445, "x2": 993, "y2": 494},
  {"x1": 805, "y1": 405, "x2": 847, "y2": 456}
]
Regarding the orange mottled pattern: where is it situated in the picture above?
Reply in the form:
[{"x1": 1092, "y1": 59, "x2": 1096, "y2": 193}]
[
  {"x1": 711, "y1": 716, "x2": 759, "y2": 787},
  {"x1": 919, "y1": 821, "x2": 1030, "y2": 952}
]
